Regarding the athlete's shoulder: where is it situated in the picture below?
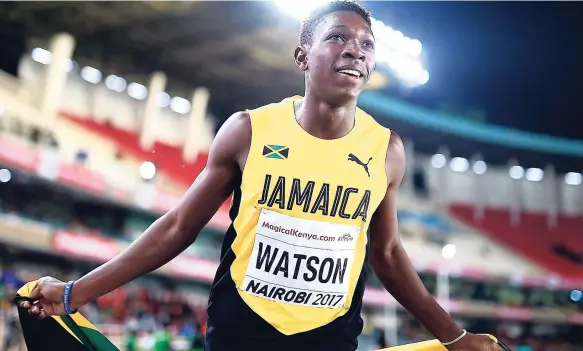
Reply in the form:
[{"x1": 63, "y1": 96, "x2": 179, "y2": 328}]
[
  {"x1": 212, "y1": 111, "x2": 252, "y2": 167},
  {"x1": 222, "y1": 110, "x2": 251, "y2": 133},
  {"x1": 213, "y1": 111, "x2": 251, "y2": 149},
  {"x1": 388, "y1": 130, "x2": 403, "y2": 152},
  {"x1": 385, "y1": 130, "x2": 405, "y2": 186}
]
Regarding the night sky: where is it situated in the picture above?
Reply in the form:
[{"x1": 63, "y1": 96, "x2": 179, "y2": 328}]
[{"x1": 365, "y1": 1, "x2": 583, "y2": 140}]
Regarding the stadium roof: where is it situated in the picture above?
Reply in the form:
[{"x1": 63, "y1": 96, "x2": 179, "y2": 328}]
[
  {"x1": 1, "y1": 1, "x2": 582, "y2": 172},
  {"x1": 0, "y1": 1, "x2": 304, "y2": 119}
]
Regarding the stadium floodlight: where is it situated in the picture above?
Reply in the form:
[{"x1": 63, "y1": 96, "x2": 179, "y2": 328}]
[
  {"x1": 473, "y1": 160, "x2": 487, "y2": 175},
  {"x1": 105, "y1": 75, "x2": 127, "y2": 93},
  {"x1": 509, "y1": 165, "x2": 524, "y2": 180},
  {"x1": 271, "y1": 1, "x2": 428, "y2": 86},
  {"x1": 408, "y1": 39, "x2": 423, "y2": 57},
  {"x1": 441, "y1": 244, "x2": 456, "y2": 260},
  {"x1": 565, "y1": 172, "x2": 582, "y2": 186},
  {"x1": 158, "y1": 92, "x2": 171, "y2": 108},
  {"x1": 140, "y1": 161, "x2": 156, "y2": 180},
  {"x1": 170, "y1": 97, "x2": 191, "y2": 115},
  {"x1": 31, "y1": 48, "x2": 52, "y2": 65},
  {"x1": 390, "y1": 55, "x2": 429, "y2": 86},
  {"x1": 417, "y1": 69, "x2": 430, "y2": 85},
  {"x1": 450, "y1": 157, "x2": 469, "y2": 172},
  {"x1": 66, "y1": 60, "x2": 78, "y2": 74},
  {"x1": 272, "y1": 0, "x2": 332, "y2": 19},
  {"x1": 80, "y1": 66, "x2": 102, "y2": 84},
  {"x1": 431, "y1": 154, "x2": 446, "y2": 169},
  {"x1": 0, "y1": 168, "x2": 12, "y2": 183},
  {"x1": 31, "y1": 47, "x2": 76, "y2": 73},
  {"x1": 128, "y1": 83, "x2": 148, "y2": 100},
  {"x1": 374, "y1": 45, "x2": 391, "y2": 63},
  {"x1": 525, "y1": 168, "x2": 544, "y2": 182},
  {"x1": 387, "y1": 30, "x2": 405, "y2": 50}
]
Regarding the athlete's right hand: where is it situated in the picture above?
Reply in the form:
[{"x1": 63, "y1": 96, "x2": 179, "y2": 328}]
[
  {"x1": 446, "y1": 333, "x2": 507, "y2": 351},
  {"x1": 18, "y1": 276, "x2": 72, "y2": 319}
]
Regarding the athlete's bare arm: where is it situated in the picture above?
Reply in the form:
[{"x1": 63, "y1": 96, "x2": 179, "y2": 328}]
[
  {"x1": 20, "y1": 112, "x2": 252, "y2": 317},
  {"x1": 369, "y1": 132, "x2": 499, "y2": 350}
]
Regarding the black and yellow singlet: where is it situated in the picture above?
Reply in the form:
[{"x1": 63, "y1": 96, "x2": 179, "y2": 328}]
[{"x1": 206, "y1": 96, "x2": 391, "y2": 350}]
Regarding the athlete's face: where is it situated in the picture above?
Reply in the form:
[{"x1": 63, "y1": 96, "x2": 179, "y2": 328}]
[{"x1": 296, "y1": 11, "x2": 376, "y2": 105}]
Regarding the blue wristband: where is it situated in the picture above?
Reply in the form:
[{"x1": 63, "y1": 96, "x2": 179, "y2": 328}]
[{"x1": 63, "y1": 280, "x2": 75, "y2": 314}]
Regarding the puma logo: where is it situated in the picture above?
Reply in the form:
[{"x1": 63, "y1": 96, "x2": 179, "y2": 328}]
[{"x1": 348, "y1": 153, "x2": 372, "y2": 177}]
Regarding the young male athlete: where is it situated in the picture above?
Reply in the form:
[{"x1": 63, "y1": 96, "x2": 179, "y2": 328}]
[{"x1": 19, "y1": 1, "x2": 503, "y2": 350}]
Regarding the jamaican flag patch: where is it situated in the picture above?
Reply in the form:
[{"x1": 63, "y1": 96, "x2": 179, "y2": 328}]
[
  {"x1": 14, "y1": 281, "x2": 119, "y2": 351},
  {"x1": 262, "y1": 144, "x2": 289, "y2": 159}
]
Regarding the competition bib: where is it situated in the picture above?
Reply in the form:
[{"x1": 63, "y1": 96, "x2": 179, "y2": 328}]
[{"x1": 240, "y1": 209, "x2": 362, "y2": 309}]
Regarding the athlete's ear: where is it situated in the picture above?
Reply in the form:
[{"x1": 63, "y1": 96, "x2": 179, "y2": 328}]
[{"x1": 294, "y1": 45, "x2": 308, "y2": 72}]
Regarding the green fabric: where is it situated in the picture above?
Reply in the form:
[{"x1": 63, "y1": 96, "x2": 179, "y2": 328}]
[
  {"x1": 153, "y1": 331, "x2": 171, "y2": 351},
  {"x1": 15, "y1": 280, "x2": 120, "y2": 351},
  {"x1": 126, "y1": 334, "x2": 137, "y2": 351}
]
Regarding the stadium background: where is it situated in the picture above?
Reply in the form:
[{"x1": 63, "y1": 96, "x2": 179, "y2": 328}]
[{"x1": 0, "y1": 1, "x2": 582, "y2": 350}]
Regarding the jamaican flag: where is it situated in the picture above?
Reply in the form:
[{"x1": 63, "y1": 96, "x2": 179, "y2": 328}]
[
  {"x1": 262, "y1": 144, "x2": 289, "y2": 160},
  {"x1": 377, "y1": 335, "x2": 511, "y2": 351},
  {"x1": 14, "y1": 281, "x2": 119, "y2": 351}
]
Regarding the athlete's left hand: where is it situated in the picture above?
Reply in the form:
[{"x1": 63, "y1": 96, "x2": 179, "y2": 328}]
[{"x1": 446, "y1": 333, "x2": 505, "y2": 351}]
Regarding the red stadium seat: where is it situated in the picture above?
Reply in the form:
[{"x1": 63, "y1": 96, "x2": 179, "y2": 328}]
[{"x1": 449, "y1": 204, "x2": 583, "y2": 279}]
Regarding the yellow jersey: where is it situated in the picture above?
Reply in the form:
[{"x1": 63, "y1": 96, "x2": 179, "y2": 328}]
[{"x1": 207, "y1": 96, "x2": 391, "y2": 346}]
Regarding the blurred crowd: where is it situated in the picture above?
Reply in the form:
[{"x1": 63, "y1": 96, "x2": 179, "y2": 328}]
[
  {"x1": 3, "y1": 262, "x2": 583, "y2": 351},
  {"x1": 0, "y1": 168, "x2": 582, "y2": 350},
  {"x1": 81, "y1": 287, "x2": 207, "y2": 351},
  {"x1": 495, "y1": 330, "x2": 578, "y2": 351}
]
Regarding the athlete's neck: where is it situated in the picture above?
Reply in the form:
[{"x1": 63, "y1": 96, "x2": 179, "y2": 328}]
[{"x1": 293, "y1": 93, "x2": 357, "y2": 140}]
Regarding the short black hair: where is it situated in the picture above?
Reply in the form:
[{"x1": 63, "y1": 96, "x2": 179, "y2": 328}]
[{"x1": 299, "y1": 0, "x2": 372, "y2": 46}]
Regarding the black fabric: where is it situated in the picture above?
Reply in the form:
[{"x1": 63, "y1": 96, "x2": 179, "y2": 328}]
[
  {"x1": 204, "y1": 333, "x2": 357, "y2": 351},
  {"x1": 14, "y1": 301, "x2": 90, "y2": 351},
  {"x1": 279, "y1": 148, "x2": 289, "y2": 158},
  {"x1": 14, "y1": 291, "x2": 118, "y2": 351},
  {"x1": 206, "y1": 183, "x2": 368, "y2": 349}
]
